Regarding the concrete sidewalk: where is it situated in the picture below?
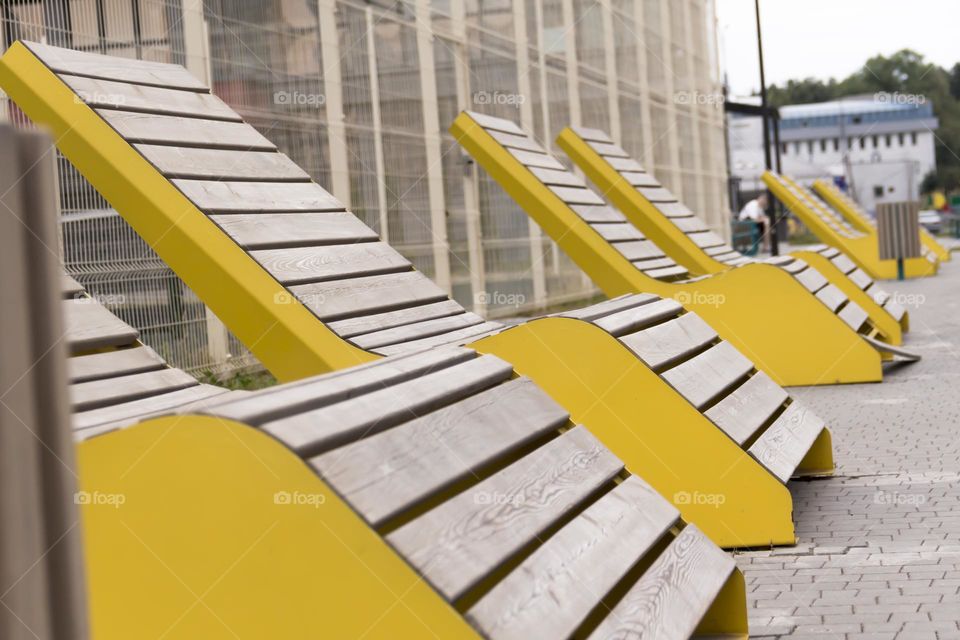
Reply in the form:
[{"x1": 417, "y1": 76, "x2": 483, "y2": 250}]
[{"x1": 737, "y1": 256, "x2": 960, "y2": 639}]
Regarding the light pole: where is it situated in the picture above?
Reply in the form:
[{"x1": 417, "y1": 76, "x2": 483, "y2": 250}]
[{"x1": 755, "y1": 0, "x2": 778, "y2": 255}]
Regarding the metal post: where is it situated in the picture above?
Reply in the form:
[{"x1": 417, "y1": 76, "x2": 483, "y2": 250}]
[{"x1": 755, "y1": 0, "x2": 778, "y2": 255}]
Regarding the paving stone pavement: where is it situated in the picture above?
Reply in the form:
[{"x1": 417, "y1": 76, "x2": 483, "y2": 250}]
[{"x1": 736, "y1": 255, "x2": 960, "y2": 639}]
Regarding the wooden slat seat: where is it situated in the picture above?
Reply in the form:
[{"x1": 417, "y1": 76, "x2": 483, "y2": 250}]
[
  {"x1": 661, "y1": 342, "x2": 754, "y2": 409},
  {"x1": 70, "y1": 368, "x2": 197, "y2": 411},
  {"x1": 64, "y1": 298, "x2": 139, "y2": 353},
  {"x1": 586, "y1": 524, "x2": 736, "y2": 640},
  {"x1": 620, "y1": 312, "x2": 717, "y2": 371},
  {"x1": 189, "y1": 346, "x2": 748, "y2": 636},
  {"x1": 68, "y1": 346, "x2": 166, "y2": 383},
  {"x1": 99, "y1": 110, "x2": 276, "y2": 150},
  {"x1": 704, "y1": 371, "x2": 787, "y2": 446}
]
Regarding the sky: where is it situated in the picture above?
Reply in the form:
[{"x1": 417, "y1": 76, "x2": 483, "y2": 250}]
[{"x1": 716, "y1": 0, "x2": 960, "y2": 97}]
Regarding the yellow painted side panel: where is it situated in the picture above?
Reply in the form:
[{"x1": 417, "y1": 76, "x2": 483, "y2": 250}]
[
  {"x1": 0, "y1": 42, "x2": 377, "y2": 382},
  {"x1": 763, "y1": 172, "x2": 936, "y2": 280},
  {"x1": 473, "y1": 318, "x2": 800, "y2": 548},
  {"x1": 77, "y1": 417, "x2": 476, "y2": 639}
]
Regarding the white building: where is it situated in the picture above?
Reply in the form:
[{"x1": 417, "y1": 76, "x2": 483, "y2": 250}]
[{"x1": 729, "y1": 95, "x2": 938, "y2": 213}]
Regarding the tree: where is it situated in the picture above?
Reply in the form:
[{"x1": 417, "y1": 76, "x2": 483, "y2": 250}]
[{"x1": 758, "y1": 50, "x2": 960, "y2": 193}]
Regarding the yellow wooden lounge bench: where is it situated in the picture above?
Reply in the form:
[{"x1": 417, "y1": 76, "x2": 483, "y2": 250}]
[
  {"x1": 763, "y1": 172, "x2": 937, "y2": 279},
  {"x1": 556, "y1": 125, "x2": 909, "y2": 344},
  {"x1": 0, "y1": 41, "x2": 838, "y2": 548},
  {"x1": 6, "y1": 119, "x2": 750, "y2": 639},
  {"x1": 451, "y1": 110, "x2": 903, "y2": 380},
  {"x1": 813, "y1": 177, "x2": 950, "y2": 264}
]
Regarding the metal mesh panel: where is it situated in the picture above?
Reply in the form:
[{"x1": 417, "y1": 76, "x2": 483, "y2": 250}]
[{"x1": 1, "y1": 0, "x2": 730, "y2": 353}]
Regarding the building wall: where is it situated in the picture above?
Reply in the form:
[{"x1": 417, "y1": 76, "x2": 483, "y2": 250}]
[{"x1": 0, "y1": 0, "x2": 729, "y2": 374}]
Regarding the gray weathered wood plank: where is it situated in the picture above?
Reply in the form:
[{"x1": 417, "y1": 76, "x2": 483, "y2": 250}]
[
  {"x1": 636, "y1": 187, "x2": 677, "y2": 202},
  {"x1": 549, "y1": 185, "x2": 605, "y2": 206},
  {"x1": 175, "y1": 179, "x2": 344, "y2": 213},
  {"x1": 687, "y1": 231, "x2": 726, "y2": 249},
  {"x1": 486, "y1": 129, "x2": 546, "y2": 153},
  {"x1": 63, "y1": 299, "x2": 139, "y2": 353},
  {"x1": 672, "y1": 216, "x2": 708, "y2": 233},
  {"x1": 508, "y1": 148, "x2": 566, "y2": 170},
  {"x1": 848, "y1": 268, "x2": 873, "y2": 290},
  {"x1": 704, "y1": 371, "x2": 787, "y2": 446},
  {"x1": 794, "y1": 266, "x2": 828, "y2": 293},
  {"x1": 211, "y1": 212, "x2": 377, "y2": 250},
  {"x1": 587, "y1": 524, "x2": 736, "y2": 640},
  {"x1": 528, "y1": 166, "x2": 587, "y2": 187},
  {"x1": 373, "y1": 322, "x2": 502, "y2": 355},
  {"x1": 588, "y1": 141, "x2": 629, "y2": 157},
  {"x1": 631, "y1": 257, "x2": 684, "y2": 272},
  {"x1": 135, "y1": 144, "x2": 309, "y2": 181},
  {"x1": 593, "y1": 298, "x2": 683, "y2": 337},
  {"x1": 815, "y1": 284, "x2": 847, "y2": 312},
  {"x1": 749, "y1": 401, "x2": 827, "y2": 483},
  {"x1": 27, "y1": 41, "x2": 208, "y2": 90},
  {"x1": 203, "y1": 348, "x2": 476, "y2": 425},
  {"x1": 644, "y1": 265, "x2": 690, "y2": 280},
  {"x1": 60, "y1": 273, "x2": 83, "y2": 297},
  {"x1": 591, "y1": 223, "x2": 644, "y2": 242},
  {"x1": 98, "y1": 110, "x2": 275, "y2": 150},
  {"x1": 62, "y1": 74, "x2": 238, "y2": 120},
  {"x1": 465, "y1": 111, "x2": 526, "y2": 135},
  {"x1": 67, "y1": 345, "x2": 166, "y2": 383},
  {"x1": 569, "y1": 204, "x2": 629, "y2": 223},
  {"x1": 621, "y1": 171, "x2": 659, "y2": 187},
  {"x1": 661, "y1": 341, "x2": 755, "y2": 409},
  {"x1": 69, "y1": 368, "x2": 197, "y2": 412},
  {"x1": 604, "y1": 156, "x2": 645, "y2": 172},
  {"x1": 327, "y1": 300, "x2": 467, "y2": 338},
  {"x1": 250, "y1": 242, "x2": 410, "y2": 285},
  {"x1": 387, "y1": 426, "x2": 624, "y2": 601},
  {"x1": 288, "y1": 271, "x2": 449, "y2": 321},
  {"x1": 312, "y1": 377, "x2": 570, "y2": 527},
  {"x1": 570, "y1": 126, "x2": 614, "y2": 143},
  {"x1": 72, "y1": 384, "x2": 229, "y2": 433},
  {"x1": 557, "y1": 294, "x2": 660, "y2": 323},
  {"x1": 261, "y1": 354, "x2": 515, "y2": 456},
  {"x1": 350, "y1": 313, "x2": 486, "y2": 350},
  {"x1": 614, "y1": 240, "x2": 666, "y2": 262},
  {"x1": 838, "y1": 301, "x2": 868, "y2": 331},
  {"x1": 656, "y1": 201, "x2": 694, "y2": 217},
  {"x1": 467, "y1": 475, "x2": 680, "y2": 640},
  {"x1": 620, "y1": 312, "x2": 717, "y2": 371}
]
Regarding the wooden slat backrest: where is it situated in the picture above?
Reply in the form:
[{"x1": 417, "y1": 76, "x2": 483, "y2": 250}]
[
  {"x1": 459, "y1": 111, "x2": 691, "y2": 283},
  {"x1": 0, "y1": 124, "x2": 88, "y2": 640},
  {"x1": 24, "y1": 41, "x2": 487, "y2": 357}
]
